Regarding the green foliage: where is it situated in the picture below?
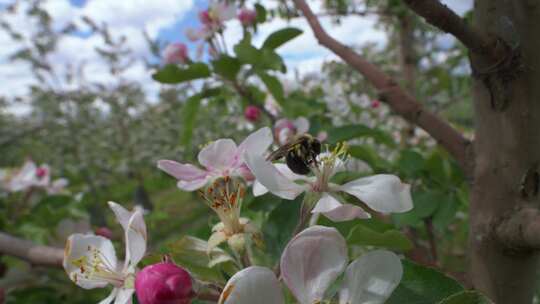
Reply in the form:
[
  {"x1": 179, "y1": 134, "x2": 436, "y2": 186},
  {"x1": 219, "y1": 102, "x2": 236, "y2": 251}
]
[
  {"x1": 152, "y1": 63, "x2": 211, "y2": 84},
  {"x1": 326, "y1": 124, "x2": 396, "y2": 147},
  {"x1": 261, "y1": 27, "x2": 303, "y2": 50},
  {"x1": 438, "y1": 291, "x2": 493, "y2": 304},
  {"x1": 211, "y1": 55, "x2": 241, "y2": 81},
  {"x1": 347, "y1": 222, "x2": 413, "y2": 251},
  {"x1": 387, "y1": 260, "x2": 464, "y2": 304},
  {"x1": 258, "y1": 72, "x2": 285, "y2": 105}
]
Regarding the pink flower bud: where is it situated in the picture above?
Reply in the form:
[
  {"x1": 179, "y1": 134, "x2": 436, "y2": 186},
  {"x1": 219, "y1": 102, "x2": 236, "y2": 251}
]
[
  {"x1": 135, "y1": 262, "x2": 193, "y2": 304},
  {"x1": 198, "y1": 10, "x2": 212, "y2": 25},
  {"x1": 274, "y1": 118, "x2": 297, "y2": 144},
  {"x1": 244, "y1": 105, "x2": 261, "y2": 122},
  {"x1": 95, "y1": 227, "x2": 113, "y2": 239},
  {"x1": 238, "y1": 8, "x2": 257, "y2": 26},
  {"x1": 163, "y1": 43, "x2": 189, "y2": 65},
  {"x1": 36, "y1": 167, "x2": 48, "y2": 178},
  {"x1": 371, "y1": 99, "x2": 381, "y2": 109}
]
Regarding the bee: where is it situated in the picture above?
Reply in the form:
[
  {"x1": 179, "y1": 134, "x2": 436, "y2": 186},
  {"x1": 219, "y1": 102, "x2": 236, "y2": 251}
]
[{"x1": 266, "y1": 134, "x2": 321, "y2": 175}]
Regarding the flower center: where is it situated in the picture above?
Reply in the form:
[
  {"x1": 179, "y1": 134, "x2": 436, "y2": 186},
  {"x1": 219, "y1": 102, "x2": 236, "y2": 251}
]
[
  {"x1": 311, "y1": 142, "x2": 349, "y2": 192},
  {"x1": 198, "y1": 177, "x2": 246, "y2": 234},
  {"x1": 70, "y1": 246, "x2": 124, "y2": 287}
]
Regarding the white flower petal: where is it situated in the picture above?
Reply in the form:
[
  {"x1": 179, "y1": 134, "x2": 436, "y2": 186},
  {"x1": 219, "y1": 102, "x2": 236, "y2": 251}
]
[
  {"x1": 311, "y1": 193, "x2": 343, "y2": 213},
  {"x1": 208, "y1": 231, "x2": 228, "y2": 254},
  {"x1": 339, "y1": 250, "x2": 403, "y2": 304},
  {"x1": 339, "y1": 174, "x2": 413, "y2": 213},
  {"x1": 294, "y1": 117, "x2": 310, "y2": 134},
  {"x1": 252, "y1": 180, "x2": 269, "y2": 196},
  {"x1": 177, "y1": 177, "x2": 210, "y2": 191},
  {"x1": 157, "y1": 160, "x2": 208, "y2": 181},
  {"x1": 114, "y1": 288, "x2": 134, "y2": 304},
  {"x1": 237, "y1": 127, "x2": 273, "y2": 159},
  {"x1": 323, "y1": 204, "x2": 371, "y2": 222},
  {"x1": 98, "y1": 289, "x2": 118, "y2": 304},
  {"x1": 125, "y1": 209, "x2": 147, "y2": 268},
  {"x1": 280, "y1": 226, "x2": 348, "y2": 304},
  {"x1": 108, "y1": 202, "x2": 131, "y2": 231},
  {"x1": 63, "y1": 234, "x2": 117, "y2": 289},
  {"x1": 198, "y1": 139, "x2": 238, "y2": 170},
  {"x1": 219, "y1": 266, "x2": 284, "y2": 304},
  {"x1": 245, "y1": 154, "x2": 306, "y2": 200}
]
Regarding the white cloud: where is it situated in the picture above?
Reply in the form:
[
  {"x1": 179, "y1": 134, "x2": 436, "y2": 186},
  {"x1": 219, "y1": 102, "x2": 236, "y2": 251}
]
[{"x1": 1, "y1": 0, "x2": 194, "y2": 109}]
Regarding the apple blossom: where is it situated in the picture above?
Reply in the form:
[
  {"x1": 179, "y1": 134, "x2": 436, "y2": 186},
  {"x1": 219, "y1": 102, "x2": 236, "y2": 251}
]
[
  {"x1": 244, "y1": 105, "x2": 261, "y2": 122},
  {"x1": 157, "y1": 127, "x2": 272, "y2": 191},
  {"x1": 238, "y1": 8, "x2": 257, "y2": 26},
  {"x1": 135, "y1": 262, "x2": 193, "y2": 304},
  {"x1": 63, "y1": 202, "x2": 147, "y2": 304},
  {"x1": 199, "y1": 177, "x2": 260, "y2": 254},
  {"x1": 247, "y1": 143, "x2": 413, "y2": 222},
  {"x1": 274, "y1": 117, "x2": 310, "y2": 145},
  {"x1": 219, "y1": 226, "x2": 402, "y2": 304},
  {"x1": 163, "y1": 43, "x2": 189, "y2": 65},
  {"x1": 95, "y1": 227, "x2": 113, "y2": 240},
  {"x1": 1, "y1": 160, "x2": 68, "y2": 194}
]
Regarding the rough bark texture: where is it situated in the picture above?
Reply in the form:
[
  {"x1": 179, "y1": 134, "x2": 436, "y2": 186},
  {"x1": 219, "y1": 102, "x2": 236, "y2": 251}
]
[{"x1": 469, "y1": 1, "x2": 540, "y2": 303}]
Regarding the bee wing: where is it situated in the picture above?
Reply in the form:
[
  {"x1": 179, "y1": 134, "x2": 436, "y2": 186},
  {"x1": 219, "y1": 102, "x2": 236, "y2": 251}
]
[{"x1": 266, "y1": 144, "x2": 292, "y2": 161}]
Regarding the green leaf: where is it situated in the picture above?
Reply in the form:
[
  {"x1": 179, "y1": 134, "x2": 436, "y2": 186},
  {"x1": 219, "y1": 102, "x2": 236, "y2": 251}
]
[
  {"x1": 234, "y1": 40, "x2": 284, "y2": 71},
  {"x1": 262, "y1": 198, "x2": 301, "y2": 261},
  {"x1": 413, "y1": 190, "x2": 444, "y2": 219},
  {"x1": 438, "y1": 291, "x2": 493, "y2": 304},
  {"x1": 168, "y1": 236, "x2": 235, "y2": 283},
  {"x1": 262, "y1": 27, "x2": 303, "y2": 50},
  {"x1": 327, "y1": 124, "x2": 395, "y2": 147},
  {"x1": 348, "y1": 145, "x2": 391, "y2": 171},
  {"x1": 397, "y1": 149, "x2": 425, "y2": 177},
  {"x1": 433, "y1": 195, "x2": 460, "y2": 231},
  {"x1": 211, "y1": 55, "x2": 241, "y2": 81},
  {"x1": 347, "y1": 223, "x2": 413, "y2": 251},
  {"x1": 255, "y1": 3, "x2": 267, "y2": 23},
  {"x1": 181, "y1": 88, "x2": 221, "y2": 146},
  {"x1": 386, "y1": 260, "x2": 464, "y2": 304},
  {"x1": 258, "y1": 72, "x2": 284, "y2": 105},
  {"x1": 152, "y1": 63, "x2": 210, "y2": 84}
]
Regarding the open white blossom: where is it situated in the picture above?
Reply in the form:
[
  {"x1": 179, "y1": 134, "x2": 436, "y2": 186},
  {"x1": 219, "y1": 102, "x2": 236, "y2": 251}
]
[
  {"x1": 63, "y1": 202, "x2": 147, "y2": 304},
  {"x1": 247, "y1": 143, "x2": 413, "y2": 222}
]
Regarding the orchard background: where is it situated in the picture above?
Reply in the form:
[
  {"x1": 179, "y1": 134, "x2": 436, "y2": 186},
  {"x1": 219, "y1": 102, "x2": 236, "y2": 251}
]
[{"x1": 0, "y1": 0, "x2": 538, "y2": 303}]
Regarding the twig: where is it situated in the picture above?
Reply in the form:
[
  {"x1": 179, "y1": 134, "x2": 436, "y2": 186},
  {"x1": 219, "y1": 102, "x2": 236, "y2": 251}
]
[
  {"x1": 401, "y1": 0, "x2": 502, "y2": 61},
  {"x1": 292, "y1": 0, "x2": 471, "y2": 173},
  {"x1": 0, "y1": 231, "x2": 63, "y2": 267}
]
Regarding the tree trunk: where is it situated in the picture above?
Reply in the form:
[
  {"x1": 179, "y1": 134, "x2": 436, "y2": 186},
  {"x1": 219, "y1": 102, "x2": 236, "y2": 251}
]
[{"x1": 469, "y1": 1, "x2": 540, "y2": 303}]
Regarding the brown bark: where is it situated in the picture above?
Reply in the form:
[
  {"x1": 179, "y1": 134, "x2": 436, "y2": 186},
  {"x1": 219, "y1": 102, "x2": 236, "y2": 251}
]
[{"x1": 469, "y1": 1, "x2": 540, "y2": 303}]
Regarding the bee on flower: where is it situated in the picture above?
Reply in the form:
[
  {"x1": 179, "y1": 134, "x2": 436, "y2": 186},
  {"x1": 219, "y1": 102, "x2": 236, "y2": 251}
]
[{"x1": 247, "y1": 141, "x2": 413, "y2": 222}]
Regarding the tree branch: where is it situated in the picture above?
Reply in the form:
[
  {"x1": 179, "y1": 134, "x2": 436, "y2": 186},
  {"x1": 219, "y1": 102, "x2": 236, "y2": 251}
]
[
  {"x1": 0, "y1": 231, "x2": 63, "y2": 267},
  {"x1": 495, "y1": 207, "x2": 540, "y2": 250},
  {"x1": 401, "y1": 0, "x2": 501, "y2": 60},
  {"x1": 292, "y1": 0, "x2": 471, "y2": 171}
]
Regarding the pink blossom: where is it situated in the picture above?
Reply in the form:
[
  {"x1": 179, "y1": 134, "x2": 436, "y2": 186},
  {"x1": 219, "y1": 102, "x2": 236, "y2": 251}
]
[
  {"x1": 244, "y1": 105, "x2": 261, "y2": 122},
  {"x1": 135, "y1": 262, "x2": 193, "y2": 304},
  {"x1": 238, "y1": 8, "x2": 257, "y2": 26},
  {"x1": 158, "y1": 127, "x2": 272, "y2": 191},
  {"x1": 198, "y1": 10, "x2": 212, "y2": 25},
  {"x1": 95, "y1": 227, "x2": 113, "y2": 239},
  {"x1": 371, "y1": 99, "x2": 381, "y2": 109},
  {"x1": 163, "y1": 43, "x2": 189, "y2": 65},
  {"x1": 36, "y1": 167, "x2": 48, "y2": 178},
  {"x1": 274, "y1": 117, "x2": 309, "y2": 145}
]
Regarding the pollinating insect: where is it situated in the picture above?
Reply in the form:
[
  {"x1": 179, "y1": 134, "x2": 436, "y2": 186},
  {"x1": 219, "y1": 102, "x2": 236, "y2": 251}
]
[{"x1": 266, "y1": 133, "x2": 322, "y2": 175}]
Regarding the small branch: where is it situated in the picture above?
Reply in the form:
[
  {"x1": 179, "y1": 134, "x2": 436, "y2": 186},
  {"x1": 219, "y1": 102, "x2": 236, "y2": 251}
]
[
  {"x1": 424, "y1": 218, "x2": 438, "y2": 263},
  {"x1": 0, "y1": 231, "x2": 63, "y2": 267},
  {"x1": 401, "y1": 0, "x2": 501, "y2": 60},
  {"x1": 495, "y1": 207, "x2": 540, "y2": 251},
  {"x1": 292, "y1": 0, "x2": 471, "y2": 172}
]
